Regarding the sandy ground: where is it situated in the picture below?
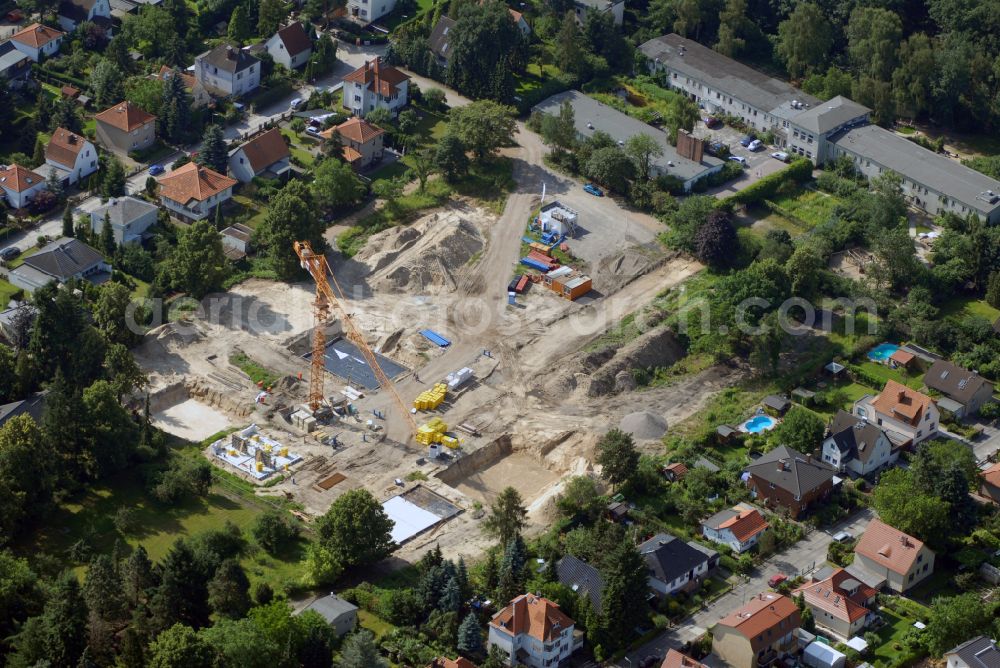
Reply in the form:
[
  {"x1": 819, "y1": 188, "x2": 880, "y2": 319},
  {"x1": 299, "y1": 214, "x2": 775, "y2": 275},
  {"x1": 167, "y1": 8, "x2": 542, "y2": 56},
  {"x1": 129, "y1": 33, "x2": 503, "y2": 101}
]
[
  {"x1": 152, "y1": 399, "x2": 233, "y2": 442},
  {"x1": 453, "y1": 452, "x2": 560, "y2": 504}
]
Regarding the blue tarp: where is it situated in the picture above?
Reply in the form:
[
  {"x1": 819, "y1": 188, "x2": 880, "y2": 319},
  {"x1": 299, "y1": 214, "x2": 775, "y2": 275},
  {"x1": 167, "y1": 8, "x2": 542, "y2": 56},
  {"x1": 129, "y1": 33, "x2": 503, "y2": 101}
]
[
  {"x1": 419, "y1": 329, "x2": 451, "y2": 347},
  {"x1": 520, "y1": 257, "x2": 551, "y2": 271}
]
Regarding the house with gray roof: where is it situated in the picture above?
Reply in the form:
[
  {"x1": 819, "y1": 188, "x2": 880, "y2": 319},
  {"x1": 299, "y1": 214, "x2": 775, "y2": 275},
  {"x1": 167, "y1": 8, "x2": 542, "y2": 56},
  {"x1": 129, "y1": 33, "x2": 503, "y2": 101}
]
[
  {"x1": 7, "y1": 237, "x2": 110, "y2": 293},
  {"x1": 924, "y1": 360, "x2": 995, "y2": 418},
  {"x1": 745, "y1": 445, "x2": 836, "y2": 519},
  {"x1": 638, "y1": 533, "x2": 718, "y2": 597},
  {"x1": 946, "y1": 636, "x2": 1000, "y2": 668},
  {"x1": 194, "y1": 44, "x2": 260, "y2": 98},
  {"x1": 532, "y1": 90, "x2": 724, "y2": 192},
  {"x1": 89, "y1": 196, "x2": 159, "y2": 245},
  {"x1": 786, "y1": 96, "x2": 870, "y2": 164},
  {"x1": 821, "y1": 411, "x2": 896, "y2": 477},
  {"x1": 0, "y1": 41, "x2": 32, "y2": 86},
  {"x1": 573, "y1": 0, "x2": 624, "y2": 25},
  {"x1": 557, "y1": 555, "x2": 604, "y2": 613},
  {"x1": 0, "y1": 392, "x2": 46, "y2": 428},
  {"x1": 296, "y1": 594, "x2": 358, "y2": 637},
  {"x1": 429, "y1": 16, "x2": 456, "y2": 67}
]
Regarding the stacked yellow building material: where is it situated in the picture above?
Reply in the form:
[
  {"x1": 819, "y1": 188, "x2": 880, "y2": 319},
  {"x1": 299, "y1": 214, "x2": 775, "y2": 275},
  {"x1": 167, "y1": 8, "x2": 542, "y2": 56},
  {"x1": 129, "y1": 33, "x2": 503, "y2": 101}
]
[
  {"x1": 416, "y1": 417, "x2": 448, "y2": 445},
  {"x1": 413, "y1": 383, "x2": 448, "y2": 411}
]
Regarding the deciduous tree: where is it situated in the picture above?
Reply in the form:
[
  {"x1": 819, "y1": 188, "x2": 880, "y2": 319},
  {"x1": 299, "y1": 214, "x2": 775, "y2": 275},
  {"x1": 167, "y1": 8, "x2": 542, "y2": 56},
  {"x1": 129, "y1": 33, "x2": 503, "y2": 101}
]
[
  {"x1": 315, "y1": 488, "x2": 395, "y2": 568},
  {"x1": 775, "y1": 3, "x2": 833, "y2": 79},
  {"x1": 447, "y1": 100, "x2": 516, "y2": 160}
]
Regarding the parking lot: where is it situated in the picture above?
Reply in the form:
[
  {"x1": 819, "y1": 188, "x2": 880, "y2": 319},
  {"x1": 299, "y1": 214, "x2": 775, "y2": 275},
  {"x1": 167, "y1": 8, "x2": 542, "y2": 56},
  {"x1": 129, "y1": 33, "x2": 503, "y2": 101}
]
[{"x1": 692, "y1": 121, "x2": 790, "y2": 199}]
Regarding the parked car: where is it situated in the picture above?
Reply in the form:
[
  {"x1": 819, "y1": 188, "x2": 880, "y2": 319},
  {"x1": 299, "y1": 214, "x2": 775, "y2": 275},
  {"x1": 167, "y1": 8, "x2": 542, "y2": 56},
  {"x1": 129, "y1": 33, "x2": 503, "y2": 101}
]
[
  {"x1": 289, "y1": 97, "x2": 303, "y2": 110},
  {"x1": 747, "y1": 139, "x2": 763, "y2": 152},
  {"x1": 706, "y1": 141, "x2": 727, "y2": 156},
  {"x1": 832, "y1": 531, "x2": 854, "y2": 543},
  {"x1": 728, "y1": 155, "x2": 748, "y2": 166},
  {"x1": 639, "y1": 656, "x2": 660, "y2": 668},
  {"x1": 306, "y1": 126, "x2": 322, "y2": 136},
  {"x1": 739, "y1": 134, "x2": 756, "y2": 147},
  {"x1": 0, "y1": 246, "x2": 20, "y2": 261},
  {"x1": 770, "y1": 151, "x2": 790, "y2": 162},
  {"x1": 768, "y1": 573, "x2": 788, "y2": 588},
  {"x1": 148, "y1": 164, "x2": 164, "y2": 176},
  {"x1": 702, "y1": 115, "x2": 722, "y2": 129},
  {"x1": 583, "y1": 183, "x2": 604, "y2": 197}
]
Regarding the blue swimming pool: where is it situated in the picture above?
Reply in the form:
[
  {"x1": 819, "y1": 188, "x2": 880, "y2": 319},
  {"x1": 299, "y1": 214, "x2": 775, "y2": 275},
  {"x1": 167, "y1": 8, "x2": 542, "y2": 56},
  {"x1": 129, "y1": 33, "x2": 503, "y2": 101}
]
[
  {"x1": 742, "y1": 415, "x2": 777, "y2": 433},
  {"x1": 868, "y1": 343, "x2": 900, "y2": 362}
]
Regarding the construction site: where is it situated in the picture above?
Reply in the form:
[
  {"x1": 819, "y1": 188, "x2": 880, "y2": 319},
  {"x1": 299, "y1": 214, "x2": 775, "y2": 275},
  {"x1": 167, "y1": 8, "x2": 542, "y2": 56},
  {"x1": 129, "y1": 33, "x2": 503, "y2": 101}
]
[{"x1": 133, "y1": 196, "x2": 726, "y2": 561}]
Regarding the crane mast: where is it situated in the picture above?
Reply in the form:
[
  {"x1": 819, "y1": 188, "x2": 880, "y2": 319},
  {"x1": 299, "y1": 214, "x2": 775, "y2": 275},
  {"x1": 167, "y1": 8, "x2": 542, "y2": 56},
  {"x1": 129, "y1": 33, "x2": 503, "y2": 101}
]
[{"x1": 294, "y1": 241, "x2": 417, "y2": 442}]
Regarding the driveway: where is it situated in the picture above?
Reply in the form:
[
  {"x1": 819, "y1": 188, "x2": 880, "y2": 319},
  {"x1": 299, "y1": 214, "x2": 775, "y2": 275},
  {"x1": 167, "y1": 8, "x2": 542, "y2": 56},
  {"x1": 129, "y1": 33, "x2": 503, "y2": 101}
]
[
  {"x1": 611, "y1": 508, "x2": 875, "y2": 668},
  {"x1": 692, "y1": 121, "x2": 787, "y2": 199}
]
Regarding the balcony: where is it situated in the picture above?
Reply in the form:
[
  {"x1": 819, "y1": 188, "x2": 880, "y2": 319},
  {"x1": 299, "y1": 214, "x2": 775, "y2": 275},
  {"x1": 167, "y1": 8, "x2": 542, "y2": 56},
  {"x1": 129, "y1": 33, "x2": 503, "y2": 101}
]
[{"x1": 757, "y1": 649, "x2": 778, "y2": 667}]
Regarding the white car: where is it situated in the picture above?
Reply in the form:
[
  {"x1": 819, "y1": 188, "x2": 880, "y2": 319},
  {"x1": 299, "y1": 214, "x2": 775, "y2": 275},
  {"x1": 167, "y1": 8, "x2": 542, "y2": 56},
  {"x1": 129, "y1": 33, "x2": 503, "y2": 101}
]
[
  {"x1": 747, "y1": 139, "x2": 763, "y2": 152},
  {"x1": 728, "y1": 156, "x2": 748, "y2": 166},
  {"x1": 771, "y1": 151, "x2": 790, "y2": 162}
]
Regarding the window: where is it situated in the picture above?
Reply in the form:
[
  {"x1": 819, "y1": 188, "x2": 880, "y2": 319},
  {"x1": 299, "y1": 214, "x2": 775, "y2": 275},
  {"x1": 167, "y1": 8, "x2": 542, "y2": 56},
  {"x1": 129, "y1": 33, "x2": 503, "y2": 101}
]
[
  {"x1": 237, "y1": 72, "x2": 243, "y2": 80},
  {"x1": 909, "y1": 573, "x2": 914, "y2": 582},
  {"x1": 917, "y1": 554, "x2": 922, "y2": 563}
]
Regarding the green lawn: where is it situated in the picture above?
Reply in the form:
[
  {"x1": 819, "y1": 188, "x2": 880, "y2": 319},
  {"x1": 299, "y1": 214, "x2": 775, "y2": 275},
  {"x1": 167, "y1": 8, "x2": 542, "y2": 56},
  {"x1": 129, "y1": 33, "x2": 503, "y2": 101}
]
[
  {"x1": 230, "y1": 195, "x2": 268, "y2": 229},
  {"x1": 230, "y1": 351, "x2": 282, "y2": 388},
  {"x1": 357, "y1": 610, "x2": 397, "y2": 639},
  {"x1": 280, "y1": 129, "x2": 317, "y2": 168},
  {"x1": 869, "y1": 608, "x2": 922, "y2": 666},
  {"x1": 940, "y1": 296, "x2": 1000, "y2": 322},
  {"x1": 769, "y1": 187, "x2": 842, "y2": 228},
  {"x1": 0, "y1": 278, "x2": 22, "y2": 305},
  {"x1": 856, "y1": 360, "x2": 925, "y2": 390}
]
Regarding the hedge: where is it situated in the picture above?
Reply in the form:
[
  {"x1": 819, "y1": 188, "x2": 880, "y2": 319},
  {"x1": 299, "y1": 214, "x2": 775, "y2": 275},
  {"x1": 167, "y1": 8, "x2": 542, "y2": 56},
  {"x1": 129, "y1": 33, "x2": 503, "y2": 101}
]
[
  {"x1": 33, "y1": 65, "x2": 88, "y2": 90},
  {"x1": 515, "y1": 72, "x2": 579, "y2": 115},
  {"x1": 723, "y1": 157, "x2": 813, "y2": 206}
]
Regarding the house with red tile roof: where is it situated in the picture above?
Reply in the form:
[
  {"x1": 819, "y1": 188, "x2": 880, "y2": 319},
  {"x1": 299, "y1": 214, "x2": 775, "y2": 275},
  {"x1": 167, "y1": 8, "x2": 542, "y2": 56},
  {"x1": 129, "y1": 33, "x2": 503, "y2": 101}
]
[
  {"x1": 321, "y1": 117, "x2": 385, "y2": 169},
  {"x1": 227, "y1": 128, "x2": 290, "y2": 183},
  {"x1": 156, "y1": 66, "x2": 211, "y2": 108},
  {"x1": 663, "y1": 462, "x2": 689, "y2": 481},
  {"x1": 792, "y1": 567, "x2": 878, "y2": 639},
  {"x1": 488, "y1": 594, "x2": 582, "y2": 668},
  {"x1": 9, "y1": 23, "x2": 65, "y2": 61},
  {"x1": 0, "y1": 164, "x2": 48, "y2": 209},
  {"x1": 44, "y1": 127, "x2": 98, "y2": 186},
  {"x1": 702, "y1": 504, "x2": 769, "y2": 553},
  {"x1": 661, "y1": 649, "x2": 710, "y2": 668},
  {"x1": 712, "y1": 593, "x2": 800, "y2": 668},
  {"x1": 853, "y1": 380, "x2": 939, "y2": 447},
  {"x1": 848, "y1": 519, "x2": 934, "y2": 593},
  {"x1": 428, "y1": 658, "x2": 477, "y2": 668},
  {"x1": 95, "y1": 101, "x2": 156, "y2": 155},
  {"x1": 342, "y1": 58, "x2": 410, "y2": 117},
  {"x1": 156, "y1": 162, "x2": 237, "y2": 223},
  {"x1": 980, "y1": 462, "x2": 1000, "y2": 505},
  {"x1": 263, "y1": 22, "x2": 312, "y2": 70}
]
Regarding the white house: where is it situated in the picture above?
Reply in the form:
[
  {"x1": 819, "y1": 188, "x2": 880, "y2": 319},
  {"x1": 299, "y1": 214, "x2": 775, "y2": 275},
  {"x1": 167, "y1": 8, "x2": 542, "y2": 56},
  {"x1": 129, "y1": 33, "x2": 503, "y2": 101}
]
[
  {"x1": 638, "y1": 533, "x2": 718, "y2": 596},
  {"x1": 342, "y1": 58, "x2": 410, "y2": 117},
  {"x1": 156, "y1": 162, "x2": 237, "y2": 223},
  {"x1": 264, "y1": 22, "x2": 312, "y2": 70},
  {"x1": 573, "y1": 0, "x2": 624, "y2": 25},
  {"x1": 9, "y1": 23, "x2": 65, "y2": 62},
  {"x1": 194, "y1": 44, "x2": 260, "y2": 98},
  {"x1": 0, "y1": 41, "x2": 33, "y2": 85},
  {"x1": 44, "y1": 127, "x2": 98, "y2": 187},
  {"x1": 295, "y1": 594, "x2": 358, "y2": 637},
  {"x1": 0, "y1": 164, "x2": 48, "y2": 209},
  {"x1": 488, "y1": 594, "x2": 582, "y2": 668},
  {"x1": 946, "y1": 637, "x2": 1000, "y2": 668},
  {"x1": 89, "y1": 196, "x2": 159, "y2": 244},
  {"x1": 7, "y1": 237, "x2": 110, "y2": 293},
  {"x1": 702, "y1": 505, "x2": 769, "y2": 554},
  {"x1": 227, "y1": 128, "x2": 290, "y2": 183},
  {"x1": 853, "y1": 380, "x2": 939, "y2": 447},
  {"x1": 346, "y1": 0, "x2": 397, "y2": 22},
  {"x1": 821, "y1": 411, "x2": 896, "y2": 477},
  {"x1": 57, "y1": 0, "x2": 112, "y2": 33}
]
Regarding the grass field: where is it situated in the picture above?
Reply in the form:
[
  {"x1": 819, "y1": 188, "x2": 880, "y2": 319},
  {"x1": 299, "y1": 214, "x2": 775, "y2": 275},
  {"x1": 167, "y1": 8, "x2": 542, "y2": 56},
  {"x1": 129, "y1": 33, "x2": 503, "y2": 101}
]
[
  {"x1": 357, "y1": 610, "x2": 397, "y2": 639},
  {"x1": 280, "y1": 129, "x2": 317, "y2": 168},
  {"x1": 940, "y1": 296, "x2": 1000, "y2": 322},
  {"x1": 856, "y1": 360, "x2": 925, "y2": 390},
  {"x1": 0, "y1": 278, "x2": 21, "y2": 305},
  {"x1": 769, "y1": 187, "x2": 842, "y2": 228},
  {"x1": 869, "y1": 609, "x2": 921, "y2": 666}
]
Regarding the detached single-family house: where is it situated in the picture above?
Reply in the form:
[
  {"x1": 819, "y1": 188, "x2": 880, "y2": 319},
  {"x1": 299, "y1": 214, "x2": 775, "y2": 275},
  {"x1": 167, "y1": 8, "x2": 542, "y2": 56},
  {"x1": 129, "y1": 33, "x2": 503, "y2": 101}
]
[
  {"x1": 429, "y1": 658, "x2": 477, "y2": 668},
  {"x1": 0, "y1": 41, "x2": 33, "y2": 85},
  {"x1": 428, "y1": 16, "x2": 456, "y2": 67},
  {"x1": 792, "y1": 567, "x2": 878, "y2": 639},
  {"x1": 89, "y1": 196, "x2": 159, "y2": 244},
  {"x1": 228, "y1": 128, "x2": 290, "y2": 182},
  {"x1": 712, "y1": 593, "x2": 800, "y2": 668},
  {"x1": 295, "y1": 594, "x2": 357, "y2": 637},
  {"x1": 9, "y1": 23, "x2": 65, "y2": 61},
  {"x1": 322, "y1": 116, "x2": 385, "y2": 169},
  {"x1": 573, "y1": 0, "x2": 624, "y2": 25},
  {"x1": 0, "y1": 392, "x2": 46, "y2": 429},
  {"x1": 745, "y1": 445, "x2": 836, "y2": 519},
  {"x1": 45, "y1": 127, "x2": 98, "y2": 186},
  {"x1": 946, "y1": 636, "x2": 1000, "y2": 668},
  {"x1": 638, "y1": 533, "x2": 718, "y2": 597},
  {"x1": 923, "y1": 360, "x2": 995, "y2": 418},
  {"x1": 661, "y1": 649, "x2": 711, "y2": 668},
  {"x1": 848, "y1": 519, "x2": 934, "y2": 593},
  {"x1": 488, "y1": 594, "x2": 582, "y2": 668},
  {"x1": 702, "y1": 504, "x2": 769, "y2": 554},
  {"x1": 821, "y1": 411, "x2": 896, "y2": 477},
  {"x1": 156, "y1": 162, "x2": 237, "y2": 223},
  {"x1": 7, "y1": 237, "x2": 110, "y2": 293},
  {"x1": 853, "y1": 380, "x2": 939, "y2": 447},
  {"x1": 979, "y1": 462, "x2": 1000, "y2": 505},
  {"x1": 557, "y1": 555, "x2": 604, "y2": 614},
  {"x1": 264, "y1": 22, "x2": 312, "y2": 70},
  {"x1": 0, "y1": 164, "x2": 48, "y2": 209},
  {"x1": 194, "y1": 44, "x2": 260, "y2": 98},
  {"x1": 342, "y1": 58, "x2": 410, "y2": 117},
  {"x1": 156, "y1": 66, "x2": 211, "y2": 108},
  {"x1": 95, "y1": 101, "x2": 156, "y2": 155},
  {"x1": 57, "y1": 0, "x2": 112, "y2": 33},
  {"x1": 346, "y1": 0, "x2": 396, "y2": 22}
]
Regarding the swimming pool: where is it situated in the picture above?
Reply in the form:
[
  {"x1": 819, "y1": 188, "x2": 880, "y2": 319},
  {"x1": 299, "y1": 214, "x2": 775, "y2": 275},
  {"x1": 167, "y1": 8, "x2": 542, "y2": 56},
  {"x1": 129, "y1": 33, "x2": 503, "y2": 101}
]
[
  {"x1": 867, "y1": 343, "x2": 900, "y2": 362},
  {"x1": 742, "y1": 415, "x2": 778, "y2": 433}
]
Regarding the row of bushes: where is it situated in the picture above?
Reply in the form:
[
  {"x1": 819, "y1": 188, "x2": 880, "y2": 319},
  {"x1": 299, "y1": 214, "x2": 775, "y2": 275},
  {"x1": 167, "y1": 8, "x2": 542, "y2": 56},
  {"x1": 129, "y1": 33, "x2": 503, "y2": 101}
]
[
  {"x1": 515, "y1": 72, "x2": 579, "y2": 115},
  {"x1": 724, "y1": 157, "x2": 813, "y2": 206},
  {"x1": 33, "y1": 64, "x2": 88, "y2": 90}
]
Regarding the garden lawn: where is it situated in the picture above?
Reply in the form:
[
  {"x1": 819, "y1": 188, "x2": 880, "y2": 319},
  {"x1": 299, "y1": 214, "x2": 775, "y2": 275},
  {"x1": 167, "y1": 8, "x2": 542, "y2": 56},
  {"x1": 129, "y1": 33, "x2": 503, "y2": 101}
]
[
  {"x1": 768, "y1": 187, "x2": 842, "y2": 228},
  {"x1": 940, "y1": 296, "x2": 1000, "y2": 322},
  {"x1": 868, "y1": 609, "x2": 919, "y2": 666},
  {"x1": 0, "y1": 278, "x2": 21, "y2": 305},
  {"x1": 357, "y1": 610, "x2": 397, "y2": 639},
  {"x1": 856, "y1": 360, "x2": 924, "y2": 390},
  {"x1": 280, "y1": 129, "x2": 317, "y2": 168}
]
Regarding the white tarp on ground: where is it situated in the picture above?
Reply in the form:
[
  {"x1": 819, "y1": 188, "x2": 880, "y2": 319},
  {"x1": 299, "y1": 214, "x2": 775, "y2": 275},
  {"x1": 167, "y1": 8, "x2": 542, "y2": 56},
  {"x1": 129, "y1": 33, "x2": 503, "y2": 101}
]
[
  {"x1": 382, "y1": 495, "x2": 442, "y2": 544},
  {"x1": 804, "y1": 643, "x2": 847, "y2": 668}
]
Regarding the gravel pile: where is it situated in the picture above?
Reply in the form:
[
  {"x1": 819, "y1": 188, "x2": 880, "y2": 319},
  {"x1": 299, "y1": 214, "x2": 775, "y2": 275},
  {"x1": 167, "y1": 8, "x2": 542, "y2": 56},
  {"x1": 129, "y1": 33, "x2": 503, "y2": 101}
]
[{"x1": 619, "y1": 411, "x2": 668, "y2": 440}]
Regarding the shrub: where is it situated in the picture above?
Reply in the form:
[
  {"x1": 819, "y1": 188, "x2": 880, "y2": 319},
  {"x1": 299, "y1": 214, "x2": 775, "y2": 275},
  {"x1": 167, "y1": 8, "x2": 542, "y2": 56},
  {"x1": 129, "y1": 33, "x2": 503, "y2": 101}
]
[
  {"x1": 724, "y1": 158, "x2": 813, "y2": 206},
  {"x1": 252, "y1": 510, "x2": 300, "y2": 554},
  {"x1": 114, "y1": 506, "x2": 140, "y2": 535}
]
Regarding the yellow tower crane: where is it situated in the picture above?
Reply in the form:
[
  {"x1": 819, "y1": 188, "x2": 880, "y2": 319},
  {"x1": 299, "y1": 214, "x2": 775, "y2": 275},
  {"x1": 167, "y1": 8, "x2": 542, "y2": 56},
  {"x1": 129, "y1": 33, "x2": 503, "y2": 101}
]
[{"x1": 293, "y1": 241, "x2": 417, "y2": 442}]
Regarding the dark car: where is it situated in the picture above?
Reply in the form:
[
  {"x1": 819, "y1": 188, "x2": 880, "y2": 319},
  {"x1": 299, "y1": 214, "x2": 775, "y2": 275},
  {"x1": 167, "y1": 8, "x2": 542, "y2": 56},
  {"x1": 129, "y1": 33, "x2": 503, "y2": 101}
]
[
  {"x1": 583, "y1": 183, "x2": 604, "y2": 197},
  {"x1": 702, "y1": 115, "x2": 722, "y2": 128},
  {"x1": 639, "y1": 656, "x2": 661, "y2": 668},
  {"x1": 739, "y1": 134, "x2": 756, "y2": 147},
  {"x1": 148, "y1": 164, "x2": 164, "y2": 176},
  {"x1": 1, "y1": 246, "x2": 20, "y2": 261},
  {"x1": 768, "y1": 573, "x2": 788, "y2": 588}
]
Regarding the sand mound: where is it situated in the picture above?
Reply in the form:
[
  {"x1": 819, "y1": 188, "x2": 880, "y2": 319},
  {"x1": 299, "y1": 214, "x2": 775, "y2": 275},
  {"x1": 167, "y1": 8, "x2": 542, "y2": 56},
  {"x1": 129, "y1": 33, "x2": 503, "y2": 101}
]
[{"x1": 619, "y1": 411, "x2": 668, "y2": 439}]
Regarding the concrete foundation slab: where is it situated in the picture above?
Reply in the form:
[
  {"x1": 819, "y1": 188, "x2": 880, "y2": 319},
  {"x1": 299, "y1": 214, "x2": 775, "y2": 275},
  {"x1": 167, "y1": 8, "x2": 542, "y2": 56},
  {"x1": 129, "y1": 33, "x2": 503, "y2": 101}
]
[{"x1": 152, "y1": 398, "x2": 233, "y2": 442}]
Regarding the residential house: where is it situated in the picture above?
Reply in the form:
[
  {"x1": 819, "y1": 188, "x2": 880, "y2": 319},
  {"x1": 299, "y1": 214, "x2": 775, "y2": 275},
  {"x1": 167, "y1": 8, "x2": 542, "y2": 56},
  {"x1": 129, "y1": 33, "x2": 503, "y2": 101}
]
[
  {"x1": 557, "y1": 555, "x2": 604, "y2": 614},
  {"x1": 95, "y1": 101, "x2": 156, "y2": 155},
  {"x1": 264, "y1": 22, "x2": 312, "y2": 70},
  {"x1": 638, "y1": 532, "x2": 718, "y2": 597},
  {"x1": 712, "y1": 593, "x2": 800, "y2": 668},
  {"x1": 194, "y1": 44, "x2": 260, "y2": 98},
  {"x1": 661, "y1": 649, "x2": 711, "y2": 668},
  {"x1": 638, "y1": 33, "x2": 1000, "y2": 224},
  {"x1": 227, "y1": 128, "x2": 291, "y2": 182},
  {"x1": 57, "y1": 0, "x2": 112, "y2": 33},
  {"x1": 573, "y1": 0, "x2": 624, "y2": 26},
  {"x1": 821, "y1": 411, "x2": 896, "y2": 477},
  {"x1": 744, "y1": 445, "x2": 836, "y2": 519},
  {"x1": 295, "y1": 594, "x2": 358, "y2": 637},
  {"x1": 0, "y1": 164, "x2": 48, "y2": 209},
  {"x1": 0, "y1": 302, "x2": 36, "y2": 344},
  {"x1": 532, "y1": 91, "x2": 724, "y2": 192},
  {"x1": 0, "y1": 392, "x2": 46, "y2": 428},
  {"x1": 89, "y1": 196, "x2": 159, "y2": 244},
  {"x1": 156, "y1": 162, "x2": 237, "y2": 223},
  {"x1": 945, "y1": 636, "x2": 1000, "y2": 668},
  {"x1": 507, "y1": 7, "x2": 530, "y2": 34},
  {"x1": 221, "y1": 223, "x2": 252, "y2": 260},
  {"x1": 428, "y1": 658, "x2": 477, "y2": 668},
  {"x1": 923, "y1": 360, "x2": 995, "y2": 418},
  {"x1": 792, "y1": 567, "x2": 878, "y2": 639},
  {"x1": 663, "y1": 462, "x2": 689, "y2": 482},
  {"x1": 9, "y1": 23, "x2": 65, "y2": 61},
  {"x1": 853, "y1": 380, "x2": 939, "y2": 447},
  {"x1": 487, "y1": 594, "x2": 582, "y2": 668},
  {"x1": 0, "y1": 41, "x2": 32, "y2": 85},
  {"x1": 702, "y1": 504, "x2": 769, "y2": 554},
  {"x1": 428, "y1": 16, "x2": 456, "y2": 67},
  {"x1": 342, "y1": 58, "x2": 410, "y2": 117},
  {"x1": 44, "y1": 127, "x2": 98, "y2": 186},
  {"x1": 979, "y1": 463, "x2": 1000, "y2": 505},
  {"x1": 322, "y1": 116, "x2": 385, "y2": 169},
  {"x1": 346, "y1": 0, "x2": 396, "y2": 22},
  {"x1": 156, "y1": 66, "x2": 211, "y2": 107},
  {"x1": 7, "y1": 237, "x2": 110, "y2": 293},
  {"x1": 848, "y1": 519, "x2": 934, "y2": 593}
]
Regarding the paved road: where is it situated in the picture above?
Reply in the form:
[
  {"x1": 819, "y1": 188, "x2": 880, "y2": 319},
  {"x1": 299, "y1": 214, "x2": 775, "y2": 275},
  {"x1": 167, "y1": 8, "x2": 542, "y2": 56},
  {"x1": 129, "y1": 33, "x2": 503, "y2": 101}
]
[{"x1": 611, "y1": 508, "x2": 874, "y2": 668}]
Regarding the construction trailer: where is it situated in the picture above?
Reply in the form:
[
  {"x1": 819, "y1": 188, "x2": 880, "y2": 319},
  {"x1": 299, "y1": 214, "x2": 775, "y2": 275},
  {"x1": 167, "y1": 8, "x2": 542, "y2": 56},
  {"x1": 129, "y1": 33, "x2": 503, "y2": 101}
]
[
  {"x1": 539, "y1": 200, "x2": 578, "y2": 236},
  {"x1": 543, "y1": 266, "x2": 592, "y2": 301}
]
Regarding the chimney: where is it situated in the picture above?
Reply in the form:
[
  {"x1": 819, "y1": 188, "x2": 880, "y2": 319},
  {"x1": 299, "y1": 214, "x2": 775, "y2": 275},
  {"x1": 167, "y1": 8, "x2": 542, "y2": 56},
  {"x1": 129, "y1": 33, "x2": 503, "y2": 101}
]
[
  {"x1": 897, "y1": 390, "x2": 906, "y2": 402},
  {"x1": 68, "y1": 134, "x2": 76, "y2": 144}
]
